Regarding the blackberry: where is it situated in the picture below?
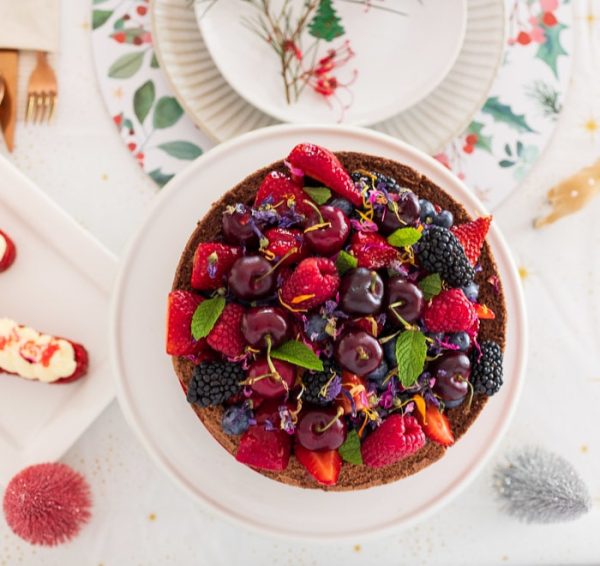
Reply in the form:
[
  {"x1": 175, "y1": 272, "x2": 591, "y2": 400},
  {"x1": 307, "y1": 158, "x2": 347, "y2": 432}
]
[
  {"x1": 303, "y1": 360, "x2": 339, "y2": 406},
  {"x1": 416, "y1": 225, "x2": 475, "y2": 287},
  {"x1": 187, "y1": 361, "x2": 244, "y2": 407},
  {"x1": 374, "y1": 171, "x2": 401, "y2": 193},
  {"x1": 470, "y1": 341, "x2": 503, "y2": 396}
]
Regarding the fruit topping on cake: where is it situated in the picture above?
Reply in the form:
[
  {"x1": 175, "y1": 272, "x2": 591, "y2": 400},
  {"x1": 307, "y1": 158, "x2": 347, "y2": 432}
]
[
  {"x1": 168, "y1": 143, "x2": 505, "y2": 488},
  {"x1": 0, "y1": 319, "x2": 88, "y2": 384},
  {"x1": 0, "y1": 230, "x2": 16, "y2": 272}
]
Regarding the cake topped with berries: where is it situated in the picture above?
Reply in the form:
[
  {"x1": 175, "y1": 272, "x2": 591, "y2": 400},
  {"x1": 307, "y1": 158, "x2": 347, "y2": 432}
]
[{"x1": 167, "y1": 143, "x2": 506, "y2": 490}]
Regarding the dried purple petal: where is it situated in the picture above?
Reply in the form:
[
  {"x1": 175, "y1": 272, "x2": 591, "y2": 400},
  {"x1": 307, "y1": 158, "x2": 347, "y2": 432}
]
[
  {"x1": 263, "y1": 419, "x2": 276, "y2": 432},
  {"x1": 350, "y1": 218, "x2": 378, "y2": 232},
  {"x1": 323, "y1": 373, "x2": 342, "y2": 401},
  {"x1": 278, "y1": 406, "x2": 296, "y2": 434}
]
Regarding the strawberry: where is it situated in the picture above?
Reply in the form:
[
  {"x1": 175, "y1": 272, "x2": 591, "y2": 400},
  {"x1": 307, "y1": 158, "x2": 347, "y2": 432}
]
[
  {"x1": 262, "y1": 227, "x2": 306, "y2": 266},
  {"x1": 254, "y1": 171, "x2": 315, "y2": 218},
  {"x1": 287, "y1": 143, "x2": 362, "y2": 207},
  {"x1": 294, "y1": 445, "x2": 342, "y2": 486},
  {"x1": 451, "y1": 216, "x2": 491, "y2": 266},
  {"x1": 349, "y1": 232, "x2": 401, "y2": 270},
  {"x1": 236, "y1": 425, "x2": 291, "y2": 472},
  {"x1": 207, "y1": 302, "x2": 247, "y2": 358},
  {"x1": 166, "y1": 290, "x2": 206, "y2": 356},
  {"x1": 418, "y1": 405, "x2": 454, "y2": 447},
  {"x1": 423, "y1": 288, "x2": 477, "y2": 333},
  {"x1": 280, "y1": 257, "x2": 340, "y2": 312},
  {"x1": 0, "y1": 230, "x2": 16, "y2": 272},
  {"x1": 336, "y1": 372, "x2": 368, "y2": 415},
  {"x1": 361, "y1": 414, "x2": 426, "y2": 468},
  {"x1": 191, "y1": 242, "x2": 242, "y2": 291}
]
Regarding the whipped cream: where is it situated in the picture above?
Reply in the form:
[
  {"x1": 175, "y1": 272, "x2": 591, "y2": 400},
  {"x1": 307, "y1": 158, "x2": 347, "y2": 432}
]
[
  {"x1": 0, "y1": 233, "x2": 6, "y2": 261},
  {"x1": 0, "y1": 318, "x2": 77, "y2": 382}
]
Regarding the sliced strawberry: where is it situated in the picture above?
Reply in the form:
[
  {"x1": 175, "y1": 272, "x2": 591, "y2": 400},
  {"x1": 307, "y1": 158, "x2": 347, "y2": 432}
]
[
  {"x1": 294, "y1": 445, "x2": 342, "y2": 486},
  {"x1": 0, "y1": 230, "x2": 16, "y2": 272},
  {"x1": 191, "y1": 243, "x2": 242, "y2": 291},
  {"x1": 166, "y1": 290, "x2": 205, "y2": 356},
  {"x1": 236, "y1": 425, "x2": 291, "y2": 472},
  {"x1": 451, "y1": 216, "x2": 491, "y2": 266},
  {"x1": 207, "y1": 302, "x2": 247, "y2": 358},
  {"x1": 262, "y1": 227, "x2": 306, "y2": 266},
  {"x1": 336, "y1": 372, "x2": 368, "y2": 415},
  {"x1": 349, "y1": 231, "x2": 401, "y2": 270},
  {"x1": 254, "y1": 171, "x2": 315, "y2": 218},
  {"x1": 287, "y1": 143, "x2": 362, "y2": 206},
  {"x1": 418, "y1": 405, "x2": 454, "y2": 447}
]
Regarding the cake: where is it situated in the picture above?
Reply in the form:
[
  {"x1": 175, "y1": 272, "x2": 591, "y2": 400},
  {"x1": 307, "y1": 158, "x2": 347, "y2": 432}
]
[
  {"x1": 167, "y1": 143, "x2": 506, "y2": 490},
  {"x1": 0, "y1": 319, "x2": 88, "y2": 384}
]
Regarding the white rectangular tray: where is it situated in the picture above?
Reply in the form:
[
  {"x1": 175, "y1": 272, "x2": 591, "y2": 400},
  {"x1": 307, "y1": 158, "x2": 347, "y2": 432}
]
[{"x1": 0, "y1": 155, "x2": 117, "y2": 484}]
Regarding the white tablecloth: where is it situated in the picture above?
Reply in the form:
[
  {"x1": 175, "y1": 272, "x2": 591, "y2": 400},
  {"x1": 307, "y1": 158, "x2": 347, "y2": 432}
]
[{"x1": 0, "y1": 1, "x2": 599, "y2": 564}]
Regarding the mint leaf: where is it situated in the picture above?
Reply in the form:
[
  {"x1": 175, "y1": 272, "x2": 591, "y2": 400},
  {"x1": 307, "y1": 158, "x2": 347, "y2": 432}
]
[
  {"x1": 335, "y1": 250, "x2": 358, "y2": 275},
  {"x1": 395, "y1": 329, "x2": 427, "y2": 388},
  {"x1": 191, "y1": 296, "x2": 225, "y2": 340},
  {"x1": 303, "y1": 186, "x2": 331, "y2": 205},
  {"x1": 271, "y1": 340, "x2": 323, "y2": 371},
  {"x1": 418, "y1": 273, "x2": 442, "y2": 300},
  {"x1": 338, "y1": 430, "x2": 363, "y2": 465},
  {"x1": 387, "y1": 227, "x2": 422, "y2": 248}
]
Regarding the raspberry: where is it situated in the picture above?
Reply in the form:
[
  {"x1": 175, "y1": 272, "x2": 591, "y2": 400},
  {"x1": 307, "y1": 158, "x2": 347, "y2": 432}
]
[
  {"x1": 423, "y1": 289, "x2": 477, "y2": 333},
  {"x1": 361, "y1": 415, "x2": 426, "y2": 468},
  {"x1": 470, "y1": 340, "x2": 503, "y2": 396},
  {"x1": 186, "y1": 361, "x2": 244, "y2": 407},
  {"x1": 452, "y1": 216, "x2": 491, "y2": 267},
  {"x1": 349, "y1": 231, "x2": 401, "y2": 270},
  {"x1": 207, "y1": 303, "x2": 247, "y2": 358},
  {"x1": 191, "y1": 243, "x2": 242, "y2": 291},
  {"x1": 416, "y1": 225, "x2": 474, "y2": 288},
  {"x1": 280, "y1": 257, "x2": 340, "y2": 312}
]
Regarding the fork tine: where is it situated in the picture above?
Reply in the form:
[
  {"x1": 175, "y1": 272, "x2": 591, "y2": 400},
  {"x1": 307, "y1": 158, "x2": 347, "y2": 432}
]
[
  {"x1": 35, "y1": 95, "x2": 44, "y2": 124},
  {"x1": 26, "y1": 93, "x2": 35, "y2": 123},
  {"x1": 42, "y1": 93, "x2": 51, "y2": 124},
  {"x1": 48, "y1": 93, "x2": 56, "y2": 123}
]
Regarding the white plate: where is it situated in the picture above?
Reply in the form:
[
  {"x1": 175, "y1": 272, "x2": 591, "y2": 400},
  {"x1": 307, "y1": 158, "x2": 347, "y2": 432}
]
[
  {"x1": 111, "y1": 125, "x2": 527, "y2": 540},
  {"x1": 0, "y1": 156, "x2": 117, "y2": 485},
  {"x1": 151, "y1": 0, "x2": 505, "y2": 154},
  {"x1": 197, "y1": 0, "x2": 466, "y2": 125}
]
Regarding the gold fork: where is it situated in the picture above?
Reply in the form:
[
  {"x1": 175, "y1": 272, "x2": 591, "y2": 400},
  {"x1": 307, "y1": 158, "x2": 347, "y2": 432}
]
[{"x1": 26, "y1": 52, "x2": 57, "y2": 124}]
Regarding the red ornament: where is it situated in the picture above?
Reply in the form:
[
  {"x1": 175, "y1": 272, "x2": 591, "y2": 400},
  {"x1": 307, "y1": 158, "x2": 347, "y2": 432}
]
[{"x1": 3, "y1": 463, "x2": 92, "y2": 546}]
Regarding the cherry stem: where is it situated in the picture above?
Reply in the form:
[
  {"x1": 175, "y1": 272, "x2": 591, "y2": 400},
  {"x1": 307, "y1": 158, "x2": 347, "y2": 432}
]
[
  {"x1": 304, "y1": 199, "x2": 324, "y2": 223},
  {"x1": 316, "y1": 406, "x2": 344, "y2": 433},
  {"x1": 257, "y1": 247, "x2": 297, "y2": 281},
  {"x1": 369, "y1": 271, "x2": 379, "y2": 294},
  {"x1": 389, "y1": 305, "x2": 416, "y2": 331}
]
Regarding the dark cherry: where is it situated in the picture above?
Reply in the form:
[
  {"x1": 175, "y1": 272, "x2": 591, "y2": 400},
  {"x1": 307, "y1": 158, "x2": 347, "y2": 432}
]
[
  {"x1": 295, "y1": 409, "x2": 347, "y2": 451},
  {"x1": 222, "y1": 205, "x2": 258, "y2": 247},
  {"x1": 339, "y1": 268, "x2": 384, "y2": 316},
  {"x1": 431, "y1": 352, "x2": 471, "y2": 401},
  {"x1": 334, "y1": 330, "x2": 383, "y2": 376},
  {"x1": 248, "y1": 358, "x2": 296, "y2": 399},
  {"x1": 241, "y1": 307, "x2": 290, "y2": 348},
  {"x1": 375, "y1": 191, "x2": 421, "y2": 234},
  {"x1": 386, "y1": 277, "x2": 424, "y2": 326},
  {"x1": 304, "y1": 205, "x2": 350, "y2": 256},
  {"x1": 228, "y1": 256, "x2": 276, "y2": 301}
]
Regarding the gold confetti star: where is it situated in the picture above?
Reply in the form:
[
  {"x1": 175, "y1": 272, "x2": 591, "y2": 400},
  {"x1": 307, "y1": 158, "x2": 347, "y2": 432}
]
[
  {"x1": 113, "y1": 87, "x2": 124, "y2": 99},
  {"x1": 81, "y1": 21, "x2": 91, "y2": 30},
  {"x1": 148, "y1": 513, "x2": 157, "y2": 521},
  {"x1": 583, "y1": 117, "x2": 599, "y2": 135},
  {"x1": 580, "y1": 444, "x2": 589, "y2": 453},
  {"x1": 101, "y1": 173, "x2": 108, "y2": 181},
  {"x1": 518, "y1": 266, "x2": 529, "y2": 281},
  {"x1": 353, "y1": 544, "x2": 361, "y2": 553}
]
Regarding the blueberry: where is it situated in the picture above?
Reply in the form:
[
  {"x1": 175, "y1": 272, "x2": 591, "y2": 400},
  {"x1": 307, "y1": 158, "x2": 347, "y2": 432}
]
[
  {"x1": 419, "y1": 199, "x2": 436, "y2": 224},
  {"x1": 448, "y1": 331, "x2": 470, "y2": 351},
  {"x1": 305, "y1": 313, "x2": 329, "y2": 342},
  {"x1": 461, "y1": 281, "x2": 480, "y2": 302},
  {"x1": 444, "y1": 396, "x2": 466, "y2": 409},
  {"x1": 329, "y1": 197, "x2": 353, "y2": 217},
  {"x1": 222, "y1": 405, "x2": 251, "y2": 435},
  {"x1": 434, "y1": 210, "x2": 454, "y2": 228},
  {"x1": 366, "y1": 359, "x2": 388, "y2": 382},
  {"x1": 382, "y1": 336, "x2": 398, "y2": 366}
]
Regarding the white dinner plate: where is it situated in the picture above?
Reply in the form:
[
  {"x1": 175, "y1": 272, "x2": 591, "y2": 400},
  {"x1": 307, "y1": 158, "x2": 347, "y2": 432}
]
[
  {"x1": 151, "y1": 0, "x2": 505, "y2": 154},
  {"x1": 0, "y1": 156, "x2": 117, "y2": 485},
  {"x1": 197, "y1": 0, "x2": 466, "y2": 125},
  {"x1": 111, "y1": 125, "x2": 527, "y2": 540}
]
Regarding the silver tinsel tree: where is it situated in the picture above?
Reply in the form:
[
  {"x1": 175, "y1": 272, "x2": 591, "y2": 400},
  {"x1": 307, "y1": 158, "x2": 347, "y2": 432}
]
[{"x1": 493, "y1": 446, "x2": 592, "y2": 524}]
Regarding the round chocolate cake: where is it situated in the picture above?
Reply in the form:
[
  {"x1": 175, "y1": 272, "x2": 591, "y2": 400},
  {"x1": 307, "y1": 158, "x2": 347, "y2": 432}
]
[{"x1": 167, "y1": 144, "x2": 506, "y2": 491}]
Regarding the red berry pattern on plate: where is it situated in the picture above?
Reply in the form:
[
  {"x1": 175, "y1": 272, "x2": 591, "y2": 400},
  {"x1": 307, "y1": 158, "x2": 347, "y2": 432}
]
[{"x1": 167, "y1": 143, "x2": 503, "y2": 487}]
